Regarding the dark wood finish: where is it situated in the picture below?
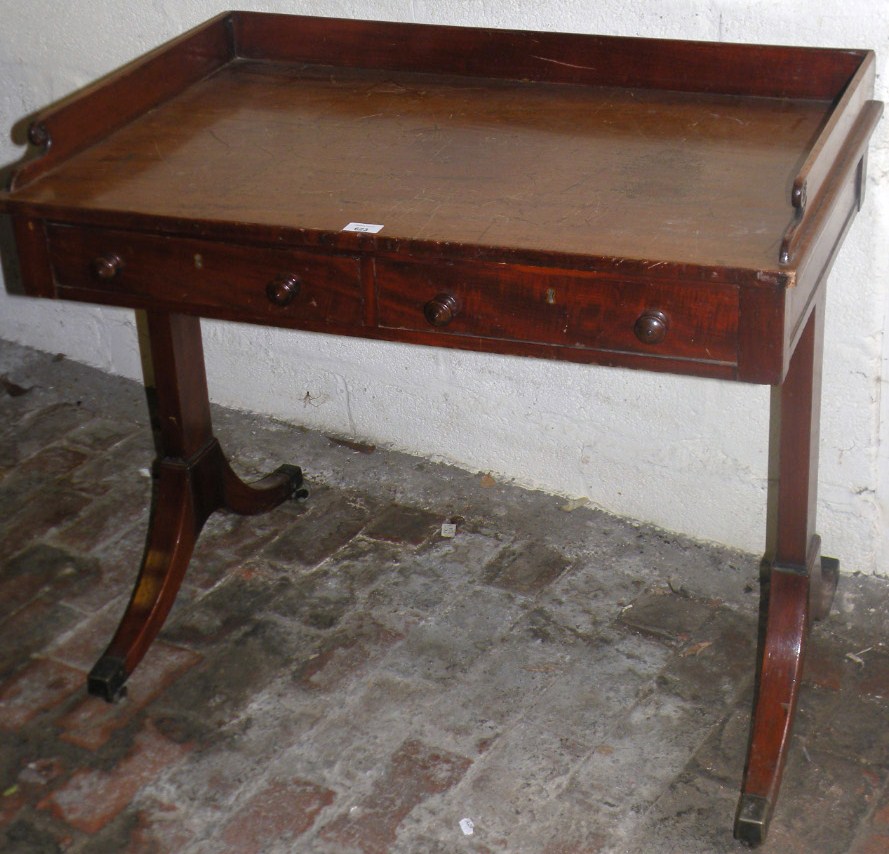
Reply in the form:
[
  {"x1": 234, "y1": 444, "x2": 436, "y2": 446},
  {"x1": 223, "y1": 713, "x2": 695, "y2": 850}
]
[
  {"x1": 376, "y1": 258, "x2": 738, "y2": 367},
  {"x1": 232, "y1": 12, "x2": 864, "y2": 98},
  {"x1": 781, "y1": 98, "x2": 882, "y2": 267},
  {"x1": 92, "y1": 253, "x2": 122, "y2": 280},
  {"x1": 11, "y1": 13, "x2": 233, "y2": 192},
  {"x1": 735, "y1": 300, "x2": 838, "y2": 844},
  {"x1": 0, "y1": 13, "x2": 880, "y2": 844},
  {"x1": 423, "y1": 293, "x2": 461, "y2": 328},
  {"x1": 634, "y1": 310, "x2": 669, "y2": 345},
  {"x1": 787, "y1": 53, "x2": 876, "y2": 223},
  {"x1": 5, "y1": 60, "x2": 836, "y2": 277},
  {"x1": 87, "y1": 311, "x2": 305, "y2": 702},
  {"x1": 45, "y1": 224, "x2": 364, "y2": 332},
  {"x1": 266, "y1": 273, "x2": 302, "y2": 308},
  {"x1": 735, "y1": 565, "x2": 812, "y2": 844}
]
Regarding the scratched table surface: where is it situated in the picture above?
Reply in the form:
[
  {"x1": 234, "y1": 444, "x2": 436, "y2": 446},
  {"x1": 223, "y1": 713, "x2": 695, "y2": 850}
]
[{"x1": 12, "y1": 60, "x2": 830, "y2": 271}]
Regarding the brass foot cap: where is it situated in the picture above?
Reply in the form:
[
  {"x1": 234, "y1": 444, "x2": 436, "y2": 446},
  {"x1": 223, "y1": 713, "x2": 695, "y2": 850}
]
[
  {"x1": 88, "y1": 655, "x2": 128, "y2": 703},
  {"x1": 734, "y1": 794, "x2": 772, "y2": 847}
]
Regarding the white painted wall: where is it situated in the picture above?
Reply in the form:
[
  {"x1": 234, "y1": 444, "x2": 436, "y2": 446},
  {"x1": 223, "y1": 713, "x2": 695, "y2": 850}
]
[{"x1": 1, "y1": 1, "x2": 887, "y2": 573}]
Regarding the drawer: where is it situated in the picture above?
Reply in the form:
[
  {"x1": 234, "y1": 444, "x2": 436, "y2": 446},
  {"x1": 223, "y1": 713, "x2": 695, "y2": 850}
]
[
  {"x1": 376, "y1": 258, "x2": 739, "y2": 364},
  {"x1": 46, "y1": 225, "x2": 364, "y2": 328}
]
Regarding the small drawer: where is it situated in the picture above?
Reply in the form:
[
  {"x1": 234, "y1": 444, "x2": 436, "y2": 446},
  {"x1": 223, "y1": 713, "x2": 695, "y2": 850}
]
[
  {"x1": 376, "y1": 258, "x2": 739, "y2": 364},
  {"x1": 46, "y1": 225, "x2": 363, "y2": 328}
]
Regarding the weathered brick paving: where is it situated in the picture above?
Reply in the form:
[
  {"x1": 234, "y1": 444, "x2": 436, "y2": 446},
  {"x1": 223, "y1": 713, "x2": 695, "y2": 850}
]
[{"x1": 1, "y1": 339, "x2": 887, "y2": 853}]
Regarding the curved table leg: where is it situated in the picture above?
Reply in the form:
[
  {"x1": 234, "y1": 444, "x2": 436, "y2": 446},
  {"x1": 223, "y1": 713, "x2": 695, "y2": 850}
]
[
  {"x1": 734, "y1": 548, "x2": 838, "y2": 845},
  {"x1": 735, "y1": 298, "x2": 836, "y2": 845},
  {"x1": 221, "y1": 455, "x2": 308, "y2": 515},
  {"x1": 87, "y1": 312, "x2": 306, "y2": 701},
  {"x1": 811, "y1": 554, "x2": 840, "y2": 623},
  {"x1": 88, "y1": 458, "x2": 200, "y2": 701}
]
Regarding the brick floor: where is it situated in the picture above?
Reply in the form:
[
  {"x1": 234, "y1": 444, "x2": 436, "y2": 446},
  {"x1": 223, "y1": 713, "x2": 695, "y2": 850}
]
[
  {"x1": 39, "y1": 718, "x2": 194, "y2": 834},
  {"x1": 220, "y1": 778, "x2": 335, "y2": 854},
  {"x1": 0, "y1": 659, "x2": 84, "y2": 730},
  {"x1": 1, "y1": 338, "x2": 888, "y2": 853},
  {"x1": 56, "y1": 643, "x2": 201, "y2": 751},
  {"x1": 318, "y1": 739, "x2": 472, "y2": 852}
]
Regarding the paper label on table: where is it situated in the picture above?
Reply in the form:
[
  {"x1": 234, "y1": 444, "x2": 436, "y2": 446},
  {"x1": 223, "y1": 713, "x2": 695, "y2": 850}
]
[{"x1": 343, "y1": 222, "x2": 384, "y2": 233}]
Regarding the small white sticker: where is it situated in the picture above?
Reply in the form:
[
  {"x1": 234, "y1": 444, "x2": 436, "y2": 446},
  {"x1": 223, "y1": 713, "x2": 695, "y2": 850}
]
[
  {"x1": 343, "y1": 222, "x2": 384, "y2": 234},
  {"x1": 441, "y1": 523, "x2": 458, "y2": 538},
  {"x1": 459, "y1": 818, "x2": 475, "y2": 836}
]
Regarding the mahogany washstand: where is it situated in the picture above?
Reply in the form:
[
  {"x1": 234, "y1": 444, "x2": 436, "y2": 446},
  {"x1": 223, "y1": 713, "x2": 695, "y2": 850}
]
[{"x1": 0, "y1": 13, "x2": 881, "y2": 844}]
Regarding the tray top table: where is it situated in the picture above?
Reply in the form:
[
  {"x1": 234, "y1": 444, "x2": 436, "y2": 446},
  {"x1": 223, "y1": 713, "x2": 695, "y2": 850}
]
[{"x1": 0, "y1": 12, "x2": 881, "y2": 844}]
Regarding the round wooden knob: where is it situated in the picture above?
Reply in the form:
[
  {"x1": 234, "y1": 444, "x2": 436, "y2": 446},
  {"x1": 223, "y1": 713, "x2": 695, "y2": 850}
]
[
  {"x1": 28, "y1": 122, "x2": 50, "y2": 148},
  {"x1": 634, "y1": 310, "x2": 669, "y2": 344},
  {"x1": 423, "y1": 293, "x2": 460, "y2": 327},
  {"x1": 266, "y1": 274, "x2": 301, "y2": 307},
  {"x1": 92, "y1": 254, "x2": 122, "y2": 280}
]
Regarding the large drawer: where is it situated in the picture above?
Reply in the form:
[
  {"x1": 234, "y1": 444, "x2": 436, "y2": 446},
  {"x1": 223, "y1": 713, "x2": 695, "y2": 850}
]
[
  {"x1": 46, "y1": 225, "x2": 364, "y2": 328},
  {"x1": 376, "y1": 258, "x2": 739, "y2": 365}
]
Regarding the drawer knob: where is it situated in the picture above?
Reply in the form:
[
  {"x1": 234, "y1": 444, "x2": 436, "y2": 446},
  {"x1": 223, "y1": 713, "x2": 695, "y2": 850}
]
[
  {"x1": 92, "y1": 254, "x2": 122, "y2": 280},
  {"x1": 634, "y1": 310, "x2": 669, "y2": 344},
  {"x1": 424, "y1": 293, "x2": 460, "y2": 327},
  {"x1": 266, "y1": 273, "x2": 301, "y2": 307}
]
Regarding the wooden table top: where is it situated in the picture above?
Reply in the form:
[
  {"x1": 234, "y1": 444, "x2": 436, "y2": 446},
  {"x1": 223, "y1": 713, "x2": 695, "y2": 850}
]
[
  {"x1": 13, "y1": 60, "x2": 831, "y2": 272},
  {"x1": 2, "y1": 13, "x2": 880, "y2": 383}
]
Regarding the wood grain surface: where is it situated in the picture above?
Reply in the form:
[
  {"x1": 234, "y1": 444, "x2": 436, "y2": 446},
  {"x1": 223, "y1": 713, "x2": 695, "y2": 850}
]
[{"x1": 13, "y1": 61, "x2": 830, "y2": 271}]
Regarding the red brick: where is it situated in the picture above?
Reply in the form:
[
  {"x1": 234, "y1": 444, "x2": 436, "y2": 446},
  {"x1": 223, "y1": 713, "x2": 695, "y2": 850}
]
[
  {"x1": 0, "y1": 544, "x2": 100, "y2": 622},
  {"x1": 61, "y1": 433, "x2": 153, "y2": 497},
  {"x1": 319, "y1": 739, "x2": 471, "y2": 852},
  {"x1": 0, "y1": 598, "x2": 81, "y2": 678},
  {"x1": 873, "y1": 792, "x2": 889, "y2": 829},
  {"x1": 45, "y1": 604, "x2": 127, "y2": 672},
  {"x1": 0, "y1": 658, "x2": 85, "y2": 729},
  {"x1": 0, "y1": 446, "x2": 88, "y2": 515},
  {"x1": 483, "y1": 541, "x2": 571, "y2": 594},
  {"x1": 126, "y1": 798, "x2": 196, "y2": 853},
  {"x1": 763, "y1": 825, "x2": 826, "y2": 854},
  {"x1": 57, "y1": 642, "x2": 201, "y2": 750},
  {"x1": 803, "y1": 637, "x2": 843, "y2": 691},
  {"x1": 297, "y1": 618, "x2": 403, "y2": 692},
  {"x1": 858, "y1": 652, "x2": 889, "y2": 701},
  {"x1": 186, "y1": 514, "x2": 286, "y2": 591},
  {"x1": 544, "y1": 842, "x2": 606, "y2": 854},
  {"x1": 17, "y1": 757, "x2": 66, "y2": 788},
  {"x1": 852, "y1": 832, "x2": 889, "y2": 854},
  {"x1": 39, "y1": 719, "x2": 192, "y2": 833},
  {"x1": 363, "y1": 505, "x2": 440, "y2": 545},
  {"x1": 805, "y1": 656, "x2": 844, "y2": 691},
  {"x1": 220, "y1": 779, "x2": 335, "y2": 853},
  {"x1": 66, "y1": 417, "x2": 140, "y2": 453},
  {"x1": 262, "y1": 494, "x2": 369, "y2": 568},
  {"x1": 619, "y1": 590, "x2": 715, "y2": 645},
  {"x1": 5, "y1": 403, "x2": 93, "y2": 464},
  {"x1": 0, "y1": 489, "x2": 92, "y2": 559},
  {"x1": 1, "y1": 758, "x2": 67, "y2": 830},
  {"x1": 51, "y1": 477, "x2": 149, "y2": 554}
]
